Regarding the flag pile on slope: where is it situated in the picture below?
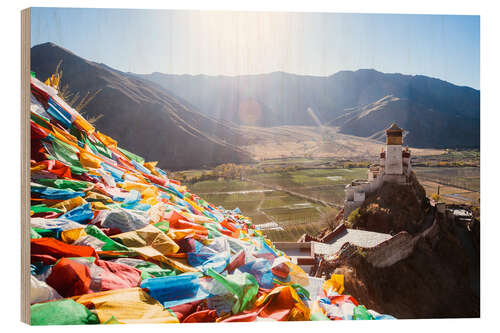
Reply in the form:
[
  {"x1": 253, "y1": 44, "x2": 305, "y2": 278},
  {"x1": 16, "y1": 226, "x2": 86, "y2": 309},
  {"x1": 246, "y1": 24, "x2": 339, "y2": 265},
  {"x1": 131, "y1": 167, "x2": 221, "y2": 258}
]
[{"x1": 29, "y1": 73, "x2": 395, "y2": 325}]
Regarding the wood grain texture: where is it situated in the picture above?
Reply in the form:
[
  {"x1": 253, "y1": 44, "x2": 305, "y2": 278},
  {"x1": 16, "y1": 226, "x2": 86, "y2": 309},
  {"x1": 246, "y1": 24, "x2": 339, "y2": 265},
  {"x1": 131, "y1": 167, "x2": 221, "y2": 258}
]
[{"x1": 21, "y1": 7, "x2": 31, "y2": 325}]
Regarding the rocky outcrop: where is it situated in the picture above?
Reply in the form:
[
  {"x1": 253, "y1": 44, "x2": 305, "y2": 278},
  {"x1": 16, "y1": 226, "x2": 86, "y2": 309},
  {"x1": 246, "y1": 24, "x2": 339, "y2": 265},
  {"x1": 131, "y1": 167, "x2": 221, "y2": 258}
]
[
  {"x1": 328, "y1": 211, "x2": 480, "y2": 318},
  {"x1": 348, "y1": 171, "x2": 429, "y2": 235},
  {"x1": 364, "y1": 216, "x2": 439, "y2": 268}
]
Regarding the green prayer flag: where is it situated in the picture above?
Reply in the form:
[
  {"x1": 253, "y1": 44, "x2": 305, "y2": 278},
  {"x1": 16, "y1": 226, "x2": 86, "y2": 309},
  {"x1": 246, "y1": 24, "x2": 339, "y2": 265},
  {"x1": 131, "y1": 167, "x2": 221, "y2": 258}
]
[
  {"x1": 30, "y1": 228, "x2": 42, "y2": 239},
  {"x1": 37, "y1": 179, "x2": 91, "y2": 191},
  {"x1": 30, "y1": 299, "x2": 99, "y2": 325},
  {"x1": 84, "y1": 225, "x2": 132, "y2": 252},
  {"x1": 30, "y1": 204, "x2": 64, "y2": 214},
  {"x1": 153, "y1": 220, "x2": 169, "y2": 233},
  {"x1": 118, "y1": 146, "x2": 145, "y2": 164},
  {"x1": 51, "y1": 137, "x2": 83, "y2": 168},
  {"x1": 206, "y1": 268, "x2": 259, "y2": 314},
  {"x1": 353, "y1": 305, "x2": 374, "y2": 320}
]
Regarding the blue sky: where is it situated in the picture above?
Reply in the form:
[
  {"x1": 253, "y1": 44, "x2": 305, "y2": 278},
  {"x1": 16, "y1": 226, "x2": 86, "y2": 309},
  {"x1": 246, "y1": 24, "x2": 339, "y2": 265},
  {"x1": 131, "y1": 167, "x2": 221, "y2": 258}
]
[{"x1": 31, "y1": 8, "x2": 480, "y2": 89}]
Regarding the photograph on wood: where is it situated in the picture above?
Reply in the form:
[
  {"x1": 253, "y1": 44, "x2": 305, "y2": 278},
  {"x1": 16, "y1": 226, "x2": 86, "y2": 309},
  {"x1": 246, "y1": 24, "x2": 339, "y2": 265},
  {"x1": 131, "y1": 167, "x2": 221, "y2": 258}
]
[{"x1": 21, "y1": 7, "x2": 480, "y2": 324}]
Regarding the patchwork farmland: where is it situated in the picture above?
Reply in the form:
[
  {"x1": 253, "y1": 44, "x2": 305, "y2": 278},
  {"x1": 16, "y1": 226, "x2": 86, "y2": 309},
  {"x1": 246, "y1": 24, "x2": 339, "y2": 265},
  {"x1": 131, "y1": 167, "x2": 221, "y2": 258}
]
[{"x1": 184, "y1": 159, "x2": 479, "y2": 241}]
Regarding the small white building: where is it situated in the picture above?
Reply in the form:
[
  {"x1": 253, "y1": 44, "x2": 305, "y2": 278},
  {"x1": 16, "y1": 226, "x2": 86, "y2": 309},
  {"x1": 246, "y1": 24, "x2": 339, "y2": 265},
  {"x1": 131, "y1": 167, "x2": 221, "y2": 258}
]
[{"x1": 343, "y1": 123, "x2": 412, "y2": 219}]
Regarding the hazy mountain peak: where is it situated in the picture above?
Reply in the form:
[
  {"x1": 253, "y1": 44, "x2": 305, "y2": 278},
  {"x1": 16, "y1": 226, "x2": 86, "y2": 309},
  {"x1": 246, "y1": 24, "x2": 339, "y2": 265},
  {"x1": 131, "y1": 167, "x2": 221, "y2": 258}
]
[
  {"x1": 30, "y1": 42, "x2": 253, "y2": 170},
  {"x1": 31, "y1": 42, "x2": 480, "y2": 152}
]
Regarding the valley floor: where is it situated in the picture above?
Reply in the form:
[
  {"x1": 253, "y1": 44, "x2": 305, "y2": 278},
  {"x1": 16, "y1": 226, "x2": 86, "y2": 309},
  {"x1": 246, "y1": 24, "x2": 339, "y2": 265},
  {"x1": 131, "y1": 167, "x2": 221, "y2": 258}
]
[{"x1": 182, "y1": 159, "x2": 479, "y2": 242}]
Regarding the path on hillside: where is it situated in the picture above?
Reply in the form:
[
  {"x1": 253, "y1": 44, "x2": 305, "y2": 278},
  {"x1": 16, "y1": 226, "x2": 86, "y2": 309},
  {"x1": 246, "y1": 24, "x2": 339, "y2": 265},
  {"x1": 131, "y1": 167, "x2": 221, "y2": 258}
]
[
  {"x1": 313, "y1": 228, "x2": 393, "y2": 256},
  {"x1": 255, "y1": 196, "x2": 278, "y2": 225}
]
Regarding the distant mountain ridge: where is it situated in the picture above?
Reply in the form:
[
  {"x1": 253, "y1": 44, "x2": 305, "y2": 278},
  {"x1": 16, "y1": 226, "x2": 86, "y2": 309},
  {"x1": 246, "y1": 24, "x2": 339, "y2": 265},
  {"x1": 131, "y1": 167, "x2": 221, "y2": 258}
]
[
  {"x1": 139, "y1": 69, "x2": 480, "y2": 149},
  {"x1": 330, "y1": 95, "x2": 480, "y2": 149},
  {"x1": 30, "y1": 42, "x2": 253, "y2": 170},
  {"x1": 31, "y1": 42, "x2": 480, "y2": 163}
]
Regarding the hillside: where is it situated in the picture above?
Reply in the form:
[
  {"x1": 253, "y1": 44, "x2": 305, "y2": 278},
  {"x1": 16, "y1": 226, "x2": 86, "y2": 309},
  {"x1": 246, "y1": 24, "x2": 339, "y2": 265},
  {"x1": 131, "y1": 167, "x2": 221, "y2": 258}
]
[
  {"x1": 331, "y1": 95, "x2": 480, "y2": 148},
  {"x1": 139, "y1": 69, "x2": 480, "y2": 149},
  {"x1": 238, "y1": 125, "x2": 443, "y2": 161},
  {"x1": 30, "y1": 43, "x2": 253, "y2": 170},
  {"x1": 318, "y1": 173, "x2": 479, "y2": 318},
  {"x1": 334, "y1": 223, "x2": 480, "y2": 319},
  {"x1": 346, "y1": 171, "x2": 429, "y2": 235}
]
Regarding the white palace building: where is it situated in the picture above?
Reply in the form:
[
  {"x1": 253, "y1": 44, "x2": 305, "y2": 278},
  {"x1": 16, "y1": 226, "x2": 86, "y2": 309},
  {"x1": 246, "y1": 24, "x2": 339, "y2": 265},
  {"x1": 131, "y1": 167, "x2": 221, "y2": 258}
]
[{"x1": 343, "y1": 123, "x2": 412, "y2": 219}]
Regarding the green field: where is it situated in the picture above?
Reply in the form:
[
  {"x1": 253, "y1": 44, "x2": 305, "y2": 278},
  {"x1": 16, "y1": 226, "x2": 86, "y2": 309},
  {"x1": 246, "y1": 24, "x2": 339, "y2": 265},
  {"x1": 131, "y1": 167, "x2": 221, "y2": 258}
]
[
  {"x1": 413, "y1": 167, "x2": 480, "y2": 192},
  {"x1": 184, "y1": 164, "x2": 480, "y2": 240},
  {"x1": 189, "y1": 179, "x2": 263, "y2": 193},
  {"x1": 431, "y1": 149, "x2": 480, "y2": 161},
  {"x1": 248, "y1": 167, "x2": 367, "y2": 204},
  {"x1": 248, "y1": 168, "x2": 367, "y2": 187},
  {"x1": 186, "y1": 168, "x2": 368, "y2": 241},
  {"x1": 413, "y1": 166, "x2": 480, "y2": 205}
]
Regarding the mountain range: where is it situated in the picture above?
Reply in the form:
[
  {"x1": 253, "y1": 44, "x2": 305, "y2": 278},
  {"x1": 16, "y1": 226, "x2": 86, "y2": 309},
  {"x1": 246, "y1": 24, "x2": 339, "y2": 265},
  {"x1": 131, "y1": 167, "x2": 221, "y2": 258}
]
[
  {"x1": 139, "y1": 69, "x2": 480, "y2": 149},
  {"x1": 31, "y1": 43, "x2": 252, "y2": 170},
  {"x1": 30, "y1": 42, "x2": 480, "y2": 169}
]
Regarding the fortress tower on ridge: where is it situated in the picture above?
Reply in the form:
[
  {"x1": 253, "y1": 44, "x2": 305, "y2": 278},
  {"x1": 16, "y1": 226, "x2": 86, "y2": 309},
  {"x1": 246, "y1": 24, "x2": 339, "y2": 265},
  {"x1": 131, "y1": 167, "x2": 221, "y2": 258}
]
[{"x1": 343, "y1": 123, "x2": 412, "y2": 219}]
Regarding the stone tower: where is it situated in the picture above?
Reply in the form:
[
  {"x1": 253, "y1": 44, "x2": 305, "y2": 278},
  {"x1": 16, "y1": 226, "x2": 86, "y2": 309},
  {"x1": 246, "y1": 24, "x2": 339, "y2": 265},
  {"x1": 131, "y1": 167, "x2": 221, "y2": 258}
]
[
  {"x1": 384, "y1": 123, "x2": 403, "y2": 175},
  {"x1": 343, "y1": 121, "x2": 411, "y2": 219}
]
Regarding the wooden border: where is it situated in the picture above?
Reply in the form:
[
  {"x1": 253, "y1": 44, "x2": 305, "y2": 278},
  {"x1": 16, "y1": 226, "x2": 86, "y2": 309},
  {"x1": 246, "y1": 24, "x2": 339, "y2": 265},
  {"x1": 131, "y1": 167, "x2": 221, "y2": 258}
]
[{"x1": 20, "y1": 7, "x2": 31, "y2": 325}]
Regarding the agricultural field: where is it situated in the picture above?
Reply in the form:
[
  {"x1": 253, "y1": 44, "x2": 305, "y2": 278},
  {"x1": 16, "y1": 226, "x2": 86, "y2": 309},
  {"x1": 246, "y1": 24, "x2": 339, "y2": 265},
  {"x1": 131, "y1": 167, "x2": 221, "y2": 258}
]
[
  {"x1": 184, "y1": 160, "x2": 481, "y2": 241},
  {"x1": 247, "y1": 167, "x2": 367, "y2": 203},
  {"x1": 188, "y1": 179, "x2": 262, "y2": 193},
  {"x1": 427, "y1": 149, "x2": 480, "y2": 162},
  {"x1": 412, "y1": 149, "x2": 480, "y2": 167},
  {"x1": 187, "y1": 167, "x2": 367, "y2": 241},
  {"x1": 413, "y1": 166, "x2": 480, "y2": 204}
]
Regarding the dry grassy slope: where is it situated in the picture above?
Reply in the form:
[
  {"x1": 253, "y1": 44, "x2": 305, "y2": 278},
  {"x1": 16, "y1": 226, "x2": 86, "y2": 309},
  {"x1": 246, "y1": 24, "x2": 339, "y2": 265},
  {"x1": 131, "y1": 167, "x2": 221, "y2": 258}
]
[
  {"x1": 332, "y1": 95, "x2": 480, "y2": 149},
  {"x1": 239, "y1": 125, "x2": 443, "y2": 161},
  {"x1": 30, "y1": 42, "x2": 253, "y2": 170},
  {"x1": 329, "y1": 95, "x2": 401, "y2": 127}
]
